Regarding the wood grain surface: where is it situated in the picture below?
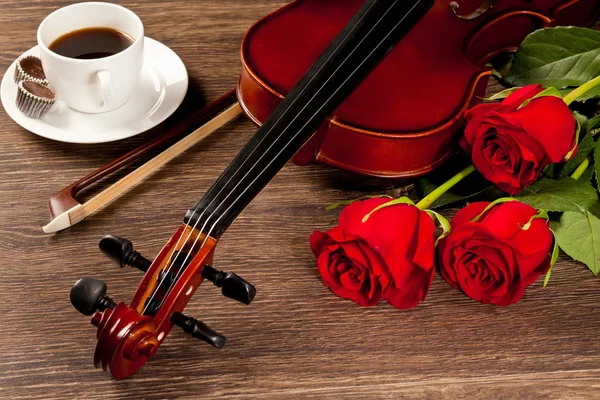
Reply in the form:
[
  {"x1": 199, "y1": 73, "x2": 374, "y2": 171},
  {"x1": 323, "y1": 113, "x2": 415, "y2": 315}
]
[{"x1": 0, "y1": 1, "x2": 599, "y2": 399}]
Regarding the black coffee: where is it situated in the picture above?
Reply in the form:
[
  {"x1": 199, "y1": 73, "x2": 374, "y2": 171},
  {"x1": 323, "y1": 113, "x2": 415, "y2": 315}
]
[{"x1": 49, "y1": 27, "x2": 134, "y2": 59}]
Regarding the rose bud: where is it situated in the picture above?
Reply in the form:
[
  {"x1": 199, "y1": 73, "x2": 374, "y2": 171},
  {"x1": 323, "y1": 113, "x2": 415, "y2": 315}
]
[
  {"x1": 461, "y1": 84, "x2": 576, "y2": 195},
  {"x1": 437, "y1": 201, "x2": 552, "y2": 306},
  {"x1": 310, "y1": 198, "x2": 436, "y2": 309}
]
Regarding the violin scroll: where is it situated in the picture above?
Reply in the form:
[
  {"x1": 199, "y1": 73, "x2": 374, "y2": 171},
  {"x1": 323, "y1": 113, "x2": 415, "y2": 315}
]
[
  {"x1": 70, "y1": 278, "x2": 158, "y2": 378},
  {"x1": 91, "y1": 302, "x2": 159, "y2": 379},
  {"x1": 71, "y1": 226, "x2": 256, "y2": 379}
]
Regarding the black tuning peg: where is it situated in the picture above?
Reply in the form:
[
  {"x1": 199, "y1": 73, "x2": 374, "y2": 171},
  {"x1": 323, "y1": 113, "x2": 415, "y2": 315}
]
[
  {"x1": 99, "y1": 235, "x2": 152, "y2": 272},
  {"x1": 201, "y1": 266, "x2": 256, "y2": 305},
  {"x1": 170, "y1": 312, "x2": 226, "y2": 349},
  {"x1": 70, "y1": 277, "x2": 116, "y2": 316}
]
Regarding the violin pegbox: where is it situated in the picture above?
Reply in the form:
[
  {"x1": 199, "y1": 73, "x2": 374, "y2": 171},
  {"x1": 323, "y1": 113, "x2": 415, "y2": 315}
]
[{"x1": 70, "y1": 226, "x2": 256, "y2": 379}]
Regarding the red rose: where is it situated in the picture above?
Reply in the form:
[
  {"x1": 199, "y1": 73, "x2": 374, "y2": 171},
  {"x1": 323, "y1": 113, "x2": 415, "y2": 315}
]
[
  {"x1": 461, "y1": 85, "x2": 576, "y2": 194},
  {"x1": 310, "y1": 198, "x2": 435, "y2": 309},
  {"x1": 437, "y1": 201, "x2": 552, "y2": 306}
]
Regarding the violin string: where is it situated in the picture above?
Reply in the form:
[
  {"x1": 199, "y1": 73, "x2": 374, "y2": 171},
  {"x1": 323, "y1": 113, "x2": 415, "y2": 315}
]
[
  {"x1": 141, "y1": 1, "x2": 381, "y2": 315},
  {"x1": 157, "y1": 0, "x2": 419, "y2": 309},
  {"x1": 191, "y1": 0, "x2": 422, "y2": 265},
  {"x1": 159, "y1": 0, "x2": 415, "y2": 308},
  {"x1": 149, "y1": 0, "x2": 385, "y2": 313}
]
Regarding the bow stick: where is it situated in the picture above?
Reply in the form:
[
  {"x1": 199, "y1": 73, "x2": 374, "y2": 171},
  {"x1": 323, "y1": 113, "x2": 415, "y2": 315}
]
[{"x1": 43, "y1": 91, "x2": 242, "y2": 233}]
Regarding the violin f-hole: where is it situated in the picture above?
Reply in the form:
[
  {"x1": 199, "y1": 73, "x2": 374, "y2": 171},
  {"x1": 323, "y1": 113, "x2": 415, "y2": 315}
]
[{"x1": 450, "y1": 0, "x2": 495, "y2": 20}]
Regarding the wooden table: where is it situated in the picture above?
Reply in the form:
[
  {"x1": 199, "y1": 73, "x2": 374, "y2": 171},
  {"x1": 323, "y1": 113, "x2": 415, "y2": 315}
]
[{"x1": 1, "y1": 1, "x2": 599, "y2": 399}]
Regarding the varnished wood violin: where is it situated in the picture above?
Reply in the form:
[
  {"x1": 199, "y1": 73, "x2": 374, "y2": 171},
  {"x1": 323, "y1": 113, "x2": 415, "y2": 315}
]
[{"x1": 69, "y1": 0, "x2": 600, "y2": 379}]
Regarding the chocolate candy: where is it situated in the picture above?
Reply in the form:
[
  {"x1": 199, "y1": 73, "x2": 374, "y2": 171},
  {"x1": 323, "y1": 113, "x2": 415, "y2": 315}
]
[
  {"x1": 14, "y1": 55, "x2": 48, "y2": 85},
  {"x1": 16, "y1": 80, "x2": 56, "y2": 119}
]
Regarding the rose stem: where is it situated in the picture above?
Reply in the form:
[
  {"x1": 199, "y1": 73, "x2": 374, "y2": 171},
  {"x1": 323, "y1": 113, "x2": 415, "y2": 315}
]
[
  {"x1": 415, "y1": 165, "x2": 476, "y2": 210},
  {"x1": 570, "y1": 156, "x2": 591, "y2": 180},
  {"x1": 563, "y1": 74, "x2": 600, "y2": 105}
]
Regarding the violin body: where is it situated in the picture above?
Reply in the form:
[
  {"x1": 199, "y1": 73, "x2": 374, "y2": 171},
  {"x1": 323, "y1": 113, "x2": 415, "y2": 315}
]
[{"x1": 238, "y1": 0, "x2": 600, "y2": 178}]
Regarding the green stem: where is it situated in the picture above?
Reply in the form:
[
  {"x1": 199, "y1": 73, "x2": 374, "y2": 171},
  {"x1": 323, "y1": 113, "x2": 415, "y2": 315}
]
[
  {"x1": 416, "y1": 165, "x2": 477, "y2": 210},
  {"x1": 571, "y1": 156, "x2": 591, "y2": 180},
  {"x1": 564, "y1": 74, "x2": 600, "y2": 105}
]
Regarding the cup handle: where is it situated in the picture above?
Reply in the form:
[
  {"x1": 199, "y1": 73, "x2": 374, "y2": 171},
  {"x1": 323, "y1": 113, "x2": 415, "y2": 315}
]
[{"x1": 96, "y1": 70, "x2": 115, "y2": 109}]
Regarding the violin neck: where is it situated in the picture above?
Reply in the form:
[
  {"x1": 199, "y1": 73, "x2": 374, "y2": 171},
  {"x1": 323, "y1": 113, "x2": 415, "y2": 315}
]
[{"x1": 186, "y1": 0, "x2": 434, "y2": 238}]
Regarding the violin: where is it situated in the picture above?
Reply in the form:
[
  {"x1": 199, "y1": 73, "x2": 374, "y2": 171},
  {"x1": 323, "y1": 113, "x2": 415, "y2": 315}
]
[
  {"x1": 70, "y1": 0, "x2": 599, "y2": 379},
  {"x1": 239, "y1": 0, "x2": 600, "y2": 178}
]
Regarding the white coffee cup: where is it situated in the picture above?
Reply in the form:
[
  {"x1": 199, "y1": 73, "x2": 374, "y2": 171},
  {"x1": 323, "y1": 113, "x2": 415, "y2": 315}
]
[{"x1": 37, "y1": 2, "x2": 144, "y2": 113}]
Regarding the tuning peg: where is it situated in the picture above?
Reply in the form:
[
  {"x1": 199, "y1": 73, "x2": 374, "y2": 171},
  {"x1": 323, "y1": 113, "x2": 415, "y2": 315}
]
[
  {"x1": 70, "y1": 277, "x2": 116, "y2": 316},
  {"x1": 170, "y1": 312, "x2": 226, "y2": 349},
  {"x1": 99, "y1": 235, "x2": 152, "y2": 272},
  {"x1": 201, "y1": 266, "x2": 256, "y2": 305}
]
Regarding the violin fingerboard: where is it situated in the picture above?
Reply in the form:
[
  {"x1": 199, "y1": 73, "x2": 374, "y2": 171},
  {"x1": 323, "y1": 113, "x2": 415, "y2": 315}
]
[{"x1": 186, "y1": 0, "x2": 435, "y2": 237}]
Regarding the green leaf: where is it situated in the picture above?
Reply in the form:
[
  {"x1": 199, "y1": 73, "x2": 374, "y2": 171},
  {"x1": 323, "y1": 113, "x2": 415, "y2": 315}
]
[
  {"x1": 559, "y1": 132, "x2": 594, "y2": 178},
  {"x1": 580, "y1": 165, "x2": 594, "y2": 183},
  {"x1": 543, "y1": 163, "x2": 557, "y2": 179},
  {"x1": 573, "y1": 85, "x2": 600, "y2": 102},
  {"x1": 518, "y1": 87, "x2": 563, "y2": 109},
  {"x1": 552, "y1": 210, "x2": 600, "y2": 275},
  {"x1": 514, "y1": 178, "x2": 597, "y2": 213},
  {"x1": 588, "y1": 201, "x2": 600, "y2": 219},
  {"x1": 490, "y1": 52, "x2": 515, "y2": 78},
  {"x1": 559, "y1": 86, "x2": 600, "y2": 102},
  {"x1": 594, "y1": 141, "x2": 600, "y2": 193},
  {"x1": 544, "y1": 113, "x2": 586, "y2": 179},
  {"x1": 573, "y1": 111, "x2": 589, "y2": 131},
  {"x1": 505, "y1": 27, "x2": 600, "y2": 89},
  {"x1": 589, "y1": 115, "x2": 600, "y2": 135}
]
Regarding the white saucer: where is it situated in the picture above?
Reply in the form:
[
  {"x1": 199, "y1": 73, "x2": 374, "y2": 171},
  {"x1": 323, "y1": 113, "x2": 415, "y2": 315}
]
[{"x1": 0, "y1": 37, "x2": 188, "y2": 144}]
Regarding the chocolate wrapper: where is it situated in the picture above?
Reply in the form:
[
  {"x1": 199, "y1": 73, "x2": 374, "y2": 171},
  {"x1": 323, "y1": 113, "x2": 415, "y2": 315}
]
[
  {"x1": 16, "y1": 80, "x2": 56, "y2": 119},
  {"x1": 14, "y1": 55, "x2": 48, "y2": 85}
]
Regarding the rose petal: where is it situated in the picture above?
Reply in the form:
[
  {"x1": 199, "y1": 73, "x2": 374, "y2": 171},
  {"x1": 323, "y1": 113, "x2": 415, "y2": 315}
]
[
  {"x1": 384, "y1": 266, "x2": 434, "y2": 309},
  {"x1": 521, "y1": 255, "x2": 551, "y2": 286},
  {"x1": 512, "y1": 96, "x2": 576, "y2": 162},
  {"x1": 493, "y1": 277, "x2": 526, "y2": 306},
  {"x1": 472, "y1": 133, "x2": 524, "y2": 194},
  {"x1": 310, "y1": 227, "x2": 345, "y2": 257},
  {"x1": 481, "y1": 202, "x2": 552, "y2": 256},
  {"x1": 412, "y1": 211, "x2": 436, "y2": 270},
  {"x1": 466, "y1": 103, "x2": 505, "y2": 122},
  {"x1": 315, "y1": 199, "x2": 435, "y2": 310},
  {"x1": 500, "y1": 84, "x2": 544, "y2": 109},
  {"x1": 315, "y1": 241, "x2": 384, "y2": 307},
  {"x1": 338, "y1": 199, "x2": 416, "y2": 251},
  {"x1": 448, "y1": 202, "x2": 490, "y2": 229},
  {"x1": 438, "y1": 201, "x2": 551, "y2": 307},
  {"x1": 356, "y1": 240, "x2": 392, "y2": 290},
  {"x1": 437, "y1": 240, "x2": 459, "y2": 288}
]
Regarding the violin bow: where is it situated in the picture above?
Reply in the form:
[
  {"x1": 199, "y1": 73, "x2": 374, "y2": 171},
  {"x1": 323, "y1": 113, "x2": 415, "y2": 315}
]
[{"x1": 43, "y1": 90, "x2": 241, "y2": 233}]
